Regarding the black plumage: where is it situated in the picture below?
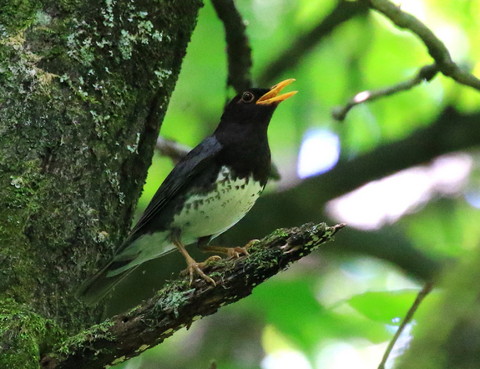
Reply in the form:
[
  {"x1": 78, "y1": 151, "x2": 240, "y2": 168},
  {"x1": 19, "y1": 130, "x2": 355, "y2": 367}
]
[{"x1": 78, "y1": 79, "x2": 297, "y2": 304}]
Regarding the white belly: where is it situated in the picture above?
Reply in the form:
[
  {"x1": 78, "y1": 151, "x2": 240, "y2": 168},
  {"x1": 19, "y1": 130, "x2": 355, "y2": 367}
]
[{"x1": 172, "y1": 166, "x2": 264, "y2": 244}]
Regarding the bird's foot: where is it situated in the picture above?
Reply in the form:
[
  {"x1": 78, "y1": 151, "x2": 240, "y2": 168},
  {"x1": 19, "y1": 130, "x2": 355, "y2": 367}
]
[
  {"x1": 203, "y1": 239, "x2": 258, "y2": 259},
  {"x1": 227, "y1": 239, "x2": 260, "y2": 258},
  {"x1": 183, "y1": 255, "x2": 221, "y2": 286},
  {"x1": 225, "y1": 246, "x2": 249, "y2": 258}
]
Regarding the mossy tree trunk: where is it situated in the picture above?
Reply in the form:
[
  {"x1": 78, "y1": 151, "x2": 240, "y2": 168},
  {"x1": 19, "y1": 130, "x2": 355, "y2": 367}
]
[{"x1": 0, "y1": 0, "x2": 202, "y2": 367}]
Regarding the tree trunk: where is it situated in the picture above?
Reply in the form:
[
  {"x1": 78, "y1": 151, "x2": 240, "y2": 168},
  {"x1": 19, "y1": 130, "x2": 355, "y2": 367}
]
[{"x1": 0, "y1": 0, "x2": 202, "y2": 367}]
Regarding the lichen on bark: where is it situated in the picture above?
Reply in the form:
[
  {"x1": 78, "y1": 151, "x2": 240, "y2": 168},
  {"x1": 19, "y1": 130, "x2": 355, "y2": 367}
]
[{"x1": 0, "y1": 0, "x2": 203, "y2": 367}]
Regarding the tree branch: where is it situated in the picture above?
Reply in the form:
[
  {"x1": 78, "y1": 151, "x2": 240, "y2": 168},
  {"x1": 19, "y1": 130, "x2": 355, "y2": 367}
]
[
  {"x1": 225, "y1": 107, "x2": 479, "y2": 279},
  {"x1": 365, "y1": 0, "x2": 480, "y2": 91},
  {"x1": 257, "y1": 0, "x2": 368, "y2": 85},
  {"x1": 332, "y1": 64, "x2": 438, "y2": 120},
  {"x1": 211, "y1": 0, "x2": 253, "y2": 92},
  {"x1": 156, "y1": 136, "x2": 191, "y2": 164},
  {"x1": 42, "y1": 222, "x2": 345, "y2": 369}
]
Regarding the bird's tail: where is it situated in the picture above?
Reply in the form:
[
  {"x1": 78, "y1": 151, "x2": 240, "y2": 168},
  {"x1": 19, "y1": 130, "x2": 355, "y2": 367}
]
[
  {"x1": 76, "y1": 232, "x2": 175, "y2": 305},
  {"x1": 76, "y1": 232, "x2": 145, "y2": 305},
  {"x1": 76, "y1": 258, "x2": 137, "y2": 306}
]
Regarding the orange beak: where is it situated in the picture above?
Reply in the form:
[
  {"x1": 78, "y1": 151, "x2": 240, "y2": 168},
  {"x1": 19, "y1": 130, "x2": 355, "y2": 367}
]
[{"x1": 256, "y1": 78, "x2": 298, "y2": 105}]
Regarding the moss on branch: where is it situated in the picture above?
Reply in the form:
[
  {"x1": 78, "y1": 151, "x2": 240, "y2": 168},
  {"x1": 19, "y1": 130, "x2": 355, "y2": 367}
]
[
  {"x1": 42, "y1": 222, "x2": 344, "y2": 369},
  {"x1": 0, "y1": 300, "x2": 65, "y2": 369}
]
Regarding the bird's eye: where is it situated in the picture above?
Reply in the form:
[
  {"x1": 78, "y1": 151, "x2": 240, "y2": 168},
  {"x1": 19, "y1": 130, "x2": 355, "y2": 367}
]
[{"x1": 241, "y1": 91, "x2": 255, "y2": 103}]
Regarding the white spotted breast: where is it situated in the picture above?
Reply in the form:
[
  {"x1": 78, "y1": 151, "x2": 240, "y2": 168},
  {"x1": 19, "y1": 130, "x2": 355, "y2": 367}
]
[{"x1": 172, "y1": 165, "x2": 264, "y2": 244}]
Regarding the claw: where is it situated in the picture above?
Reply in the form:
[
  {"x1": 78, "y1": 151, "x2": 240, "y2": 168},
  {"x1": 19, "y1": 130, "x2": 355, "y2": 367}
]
[
  {"x1": 204, "y1": 255, "x2": 222, "y2": 263},
  {"x1": 244, "y1": 238, "x2": 259, "y2": 249},
  {"x1": 226, "y1": 246, "x2": 249, "y2": 258},
  {"x1": 203, "y1": 239, "x2": 258, "y2": 259},
  {"x1": 173, "y1": 236, "x2": 218, "y2": 287},
  {"x1": 227, "y1": 239, "x2": 259, "y2": 258},
  {"x1": 186, "y1": 263, "x2": 216, "y2": 286},
  {"x1": 182, "y1": 256, "x2": 220, "y2": 286}
]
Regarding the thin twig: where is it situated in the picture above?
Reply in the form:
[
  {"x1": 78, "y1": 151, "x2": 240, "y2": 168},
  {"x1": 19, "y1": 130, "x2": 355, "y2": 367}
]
[
  {"x1": 211, "y1": 0, "x2": 252, "y2": 93},
  {"x1": 156, "y1": 136, "x2": 190, "y2": 164},
  {"x1": 258, "y1": 0, "x2": 368, "y2": 86},
  {"x1": 378, "y1": 281, "x2": 434, "y2": 369},
  {"x1": 332, "y1": 64, "x2": 438, "y2": 120},
  {"x1": 366, "y1": 0, "x2": 480, "y2": 91},
  {"x1": 42, "y1": 222, "x2": 345, "y2": 369}
]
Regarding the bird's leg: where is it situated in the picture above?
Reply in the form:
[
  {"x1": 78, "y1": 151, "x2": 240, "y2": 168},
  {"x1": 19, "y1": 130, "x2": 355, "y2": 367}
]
[
  {"x1": 202, "y1": 239, "x2": 259, "y2": 259},
  {"x1": 172, "y1": 236, "x2": 217, "y2": 286}
]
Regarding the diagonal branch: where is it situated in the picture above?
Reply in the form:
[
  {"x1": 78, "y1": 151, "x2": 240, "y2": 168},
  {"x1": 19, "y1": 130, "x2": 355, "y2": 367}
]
[
  {"x1": 42, "y1": 222, "x2": 345, "y2": 369},
  {"x1": 332, "y1": 64, "x2": 438, "y2": 120},
  {"x1": 365, "y1": 0, "x2": 480, "y2": 91},
  {"x1": 211, "y1": 0, "x2": 253, "y2": 92},
  {"x1": 156, "y1": 136, "x2": 191, "y2": 164},
  {"x1": 258, "y1": 0, "x2": 368, "y2": 86}
]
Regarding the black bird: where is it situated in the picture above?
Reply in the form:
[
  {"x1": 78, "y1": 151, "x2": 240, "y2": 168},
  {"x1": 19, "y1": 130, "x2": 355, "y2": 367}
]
[{"x1": 78, "y1": 79, "x2": 297, "y2": 304}]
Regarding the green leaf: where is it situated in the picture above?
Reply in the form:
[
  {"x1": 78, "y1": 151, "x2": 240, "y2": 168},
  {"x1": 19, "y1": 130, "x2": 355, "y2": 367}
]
[
  {"x1": 347, "y1": 289, "x2": 419, "y2": 325},
  {"x1": 239, "y1": 279, "x2": 390, "y2": 354}
]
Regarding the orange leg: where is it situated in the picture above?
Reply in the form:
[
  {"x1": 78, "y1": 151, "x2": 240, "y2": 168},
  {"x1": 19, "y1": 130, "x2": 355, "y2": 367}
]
[
  {"x1": 202, "y1": 239, "x2": 258, "y2": 258},
  {"x1": 172, "y1": 236, "x2": 218, "y2": 286}
]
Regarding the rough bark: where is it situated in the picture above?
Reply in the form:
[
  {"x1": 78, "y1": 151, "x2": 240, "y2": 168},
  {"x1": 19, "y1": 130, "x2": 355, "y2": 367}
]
[
  {"x1": 41, "y1": 222, "x2": 344, "y2": 369},
  {"x1": 0, "y1": 0, "x2": 202, "y2": 368}
]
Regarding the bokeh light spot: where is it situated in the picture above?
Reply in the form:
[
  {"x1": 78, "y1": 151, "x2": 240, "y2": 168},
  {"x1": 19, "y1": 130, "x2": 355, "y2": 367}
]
[{"x1": 297, "y1": 129, "x2": 340, "y2": 178}]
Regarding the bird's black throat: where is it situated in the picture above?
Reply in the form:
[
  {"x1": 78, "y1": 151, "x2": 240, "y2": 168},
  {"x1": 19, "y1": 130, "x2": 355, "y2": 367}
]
[{"x1": 213, "y1": 89, "x2": 277, "y2": 185}]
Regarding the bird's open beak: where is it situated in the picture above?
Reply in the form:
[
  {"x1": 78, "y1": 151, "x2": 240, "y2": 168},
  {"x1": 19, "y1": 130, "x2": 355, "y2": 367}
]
[{"x1": 256, "y1": 78, "x2": 298, "y2": 105}]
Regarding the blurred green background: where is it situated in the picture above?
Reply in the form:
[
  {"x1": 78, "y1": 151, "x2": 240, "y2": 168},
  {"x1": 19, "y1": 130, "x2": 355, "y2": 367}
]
[{"x1": 114, "y1": 1, "x2": 480, "y2": 368}]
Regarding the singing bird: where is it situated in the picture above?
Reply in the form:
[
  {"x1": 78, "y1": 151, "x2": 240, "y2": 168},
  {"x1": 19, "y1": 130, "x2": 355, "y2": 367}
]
[{"x1": 78, "y1": 79, "x2": 297, "y2": 304}]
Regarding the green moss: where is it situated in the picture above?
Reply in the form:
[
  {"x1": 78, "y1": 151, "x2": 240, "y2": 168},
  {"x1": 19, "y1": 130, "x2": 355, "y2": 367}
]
[
  {"x1": 6, "y1": 160, "x2": 43, "y2": 210},
  {"x1": 304, "y1": 223, "x2": 330, "y2": 250},
  {"x1": 153, "y1": 281, "x2": 195, "y2": 318},
  {"x1": 270, "y1": 228, "x2": 290, "y2": 238},
  {"x1": 0, "y1": 300, "x2": 65, "y2": 369},
  {"x1": 0, "y1": 0, "x2": 39, "y2": 35},
  {"x1": 0, "y1": 0, "x2": 202, "y2": 362},
  {"x1": 246, "y1": 246, "x2": 282, "y2": 271},
  {"x1": 55, "y1": 320, "x2": 115, "y2": 357},
  {"x1": 0, "y1": 161, "x2": 46, "y2": 300}
]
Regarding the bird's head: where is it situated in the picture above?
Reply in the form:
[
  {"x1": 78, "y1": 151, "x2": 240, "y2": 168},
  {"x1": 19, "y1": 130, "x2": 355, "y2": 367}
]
[{"x1": 217, "y1": 79, "x2": 297, "y2": 132}]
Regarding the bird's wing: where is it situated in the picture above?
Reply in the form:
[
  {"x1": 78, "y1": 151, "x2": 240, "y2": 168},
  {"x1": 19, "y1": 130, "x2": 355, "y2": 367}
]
[{"x1": 126, "y1": 135, "x2": 223, "y2": 242}]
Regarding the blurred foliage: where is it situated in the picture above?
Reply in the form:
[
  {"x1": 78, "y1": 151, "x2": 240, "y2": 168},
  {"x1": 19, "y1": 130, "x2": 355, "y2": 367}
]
[
  {"x1": 347, "y1": 289, "x2": 417, "y2": 324},
  {"x1": 116, "y1": 0, "x2": 480, "y2": 368}
]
